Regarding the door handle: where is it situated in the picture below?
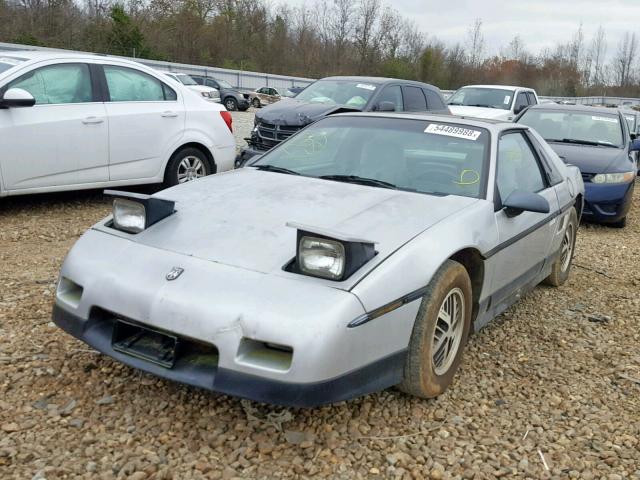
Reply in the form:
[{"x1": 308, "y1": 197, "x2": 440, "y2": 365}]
[
  {"x1": 82, "y1": 116, "x2": 104, "y2": 125},
  {"x1": 161, "y1": 111, "x2": 178, "y2": 118}
]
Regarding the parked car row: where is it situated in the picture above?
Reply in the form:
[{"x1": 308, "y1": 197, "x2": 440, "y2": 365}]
[{"x1": 0, "y1": 50, "x2": 633, "y2": 408}]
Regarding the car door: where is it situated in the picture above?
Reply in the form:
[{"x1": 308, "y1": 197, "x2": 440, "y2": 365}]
[
  {"x1": 101, "y1": 64, "x2": 185, "y2": 181},
  {"x1": 0, "y1": 62, "x2": 108, "y2": 190},
  {"x1": 401, "y1": 86, "x2": 428, "y2": 112},
  {"x1": 372, "y1": 85, "x2": 404, "y2": 111},
  {"x1": 489, "y1": 130, "x2": 559, "y2": 308}
]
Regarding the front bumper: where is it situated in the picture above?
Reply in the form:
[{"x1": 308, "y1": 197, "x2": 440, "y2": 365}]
[
  {"x1": 583, "y1": 180, "x2": 635, "y2": 223},
  {"x1": 52, "y1": 229, "x2": 417, "y2": 406},
  {"x1": 235, "y1": 145, "x2": 264, "y2": 167},
  {"x1": 53, "y1": 304, "x2": 405, "y2": 407}
]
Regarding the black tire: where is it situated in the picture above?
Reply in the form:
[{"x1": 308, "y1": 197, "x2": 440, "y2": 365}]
[
  {"x1": 398, "y1": 260, "x2": 472, "y2": 399},
  {"x1": 224, "y1": 97, "x2": 238, "y2": 111},
  {"x1": 610, "y1": 216, "x2": 627, "y2": 228},
  {"x1": 164, "y1": 147, "x2": 211, "y2": 188},
  {"x1": 544, "y1": 207, "x2": 578, "y2": 287},
  {"x1": 252, "y1": 98, "x2": 261, "y2": 108}
]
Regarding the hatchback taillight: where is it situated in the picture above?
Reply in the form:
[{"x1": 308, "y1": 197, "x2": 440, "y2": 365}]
[{"x1": 220, "y1": 111, "x2": 233, "y2": 132}]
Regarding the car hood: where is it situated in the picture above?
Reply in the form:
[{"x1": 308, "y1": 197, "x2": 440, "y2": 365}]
[
  {"x1": 123, "y1": 169, "x2": 478, "y2": 276},
  {"x1": 255, "y1": 98, "x2": 362, "y2": 126},
  {"x1": 188, "y1": 85, "x2": 218, "y2": 94},
  {"x1": 448, "y1": 105, "x2": 512, "y2": 120},
  {"x1": 546, "y1": 142, "x2": 629, "y2": 174}
]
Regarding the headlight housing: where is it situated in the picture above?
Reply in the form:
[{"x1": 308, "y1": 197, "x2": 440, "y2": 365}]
[
  {"x1": 290, "y1": 224, "x2": 377, "y2": 281},
  {"x1": 591, "y1": 172, "x2": 636, "y2": 184},
  {"x1": 106, "y1": 190, "x2": 175, "y2": 234}
]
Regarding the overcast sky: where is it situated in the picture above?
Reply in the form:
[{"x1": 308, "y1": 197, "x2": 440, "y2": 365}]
[{"x1": 282, "y1": 0, "x2": 640, "y2": 58}]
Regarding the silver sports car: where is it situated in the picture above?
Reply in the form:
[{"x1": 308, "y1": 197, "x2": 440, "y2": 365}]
[{"x1": 53, "y1": 113, "x2": 584, "y2": 407}]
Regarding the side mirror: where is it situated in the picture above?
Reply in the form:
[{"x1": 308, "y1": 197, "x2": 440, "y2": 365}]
[
  {"x1": 375, "y1": 101, "x2": 396, "y2": 112},
  {"x1": 630, "y1": 138, "x2": 640, "y2": 152},
  {"x1": 630, "y1": 132, "x2": 637, "y2": 140},
  {"x1": 502, "y1": 190, "x2": 550, "y2": 218},
  {"x1": 0, "y1": 88, "x2": 35, "y2": 108}
]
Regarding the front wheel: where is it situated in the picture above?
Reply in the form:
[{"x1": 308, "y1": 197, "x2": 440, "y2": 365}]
[
  {"x1": 399, "y1": 260, "x2": 472, "y2": 399},
  {"x1": 252, "y1": 98, "x2": 261, "y2": 108},
  {"x1": 164, "y1": 147, "x2": 211, "y2": 187},
  {"x1": 224, "y1": 97, "x2": 238, "y2": 111},
  {"x1": 544, "y1": 207, "x2": 578, "y2": 286}
]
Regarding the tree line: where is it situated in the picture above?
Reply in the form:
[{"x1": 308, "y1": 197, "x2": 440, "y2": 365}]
[{"x1": 1, "y1": 0, "x2": 639, "y2": 97}]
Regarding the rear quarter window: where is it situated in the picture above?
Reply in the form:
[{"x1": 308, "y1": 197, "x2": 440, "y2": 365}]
[{"x1": 424, "y1": 89, "x2": 446, "y2": 110}]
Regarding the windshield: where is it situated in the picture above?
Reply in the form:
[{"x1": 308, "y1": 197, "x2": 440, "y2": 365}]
[
  {"x1": 251, "y1": 116, "x2": 490, "y2": 198},
  {"x1": 176, "y1": 74, "x2": 198, "y2": 86},
  {"x1": 518, "y1": 109, "x2": 624, "y2": 147},
  {"x1": 448, "y1": 87, "x2": 514, "y2": 111},
  {"x1": 216, "y1": 79, "x2": 233, "y2": 89},
  {"x1": 0, "y1": 56, "x2": 26, "y2": 75},
  {"x1": 295, "y1": 79, "x2": 379, "y2": 108}
]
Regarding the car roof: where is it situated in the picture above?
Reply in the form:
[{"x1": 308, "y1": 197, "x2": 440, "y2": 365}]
[
  {"x1": 0, "y1": 49, "x2": 147, "y2": 68},
  {"x1": 524, "y1": 103, "x2": 624, "y2": 116},
  {"x1": 458, "y1": 84, "x2": 534, "y2": 91},
  {"x1": 320, "y1": 76, "x2": 440, "y2": 90},
  {"x1": 329, "y1": 111, "x2": 520, "y2": 132}
]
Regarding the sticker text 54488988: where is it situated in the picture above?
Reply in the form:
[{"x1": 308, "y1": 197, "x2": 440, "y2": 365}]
[{"x1": 425, "y1": 124, "x2": 482, "y2": 141}]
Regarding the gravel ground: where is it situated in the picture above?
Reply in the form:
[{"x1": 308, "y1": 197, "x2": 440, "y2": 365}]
[{"x1": 1, "y1": 121, "x2": 639, "y2": 478}]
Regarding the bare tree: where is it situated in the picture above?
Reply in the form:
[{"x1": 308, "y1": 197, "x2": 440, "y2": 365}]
[
  {"x1": 613, "y1": 31, "x2": 638, "y2": 87},
  {"x1": 466, "y1": 18, "x2": 484, "y2": 69},
  {"x1": 589, "y1": 26, "x2": 607, "y2": 85},
  {"x1": 353, "y1": 0, "x2": 380, "y2": 73}
]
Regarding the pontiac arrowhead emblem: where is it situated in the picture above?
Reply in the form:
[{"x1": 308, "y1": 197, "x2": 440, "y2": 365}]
[{"x1": 166, "y1": 267, "x2": 184, "y2": 281}]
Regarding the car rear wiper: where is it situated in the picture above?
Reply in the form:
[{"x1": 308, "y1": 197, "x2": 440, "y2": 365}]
[
  {"x1": 548, "y1": 138, "x2": 619, "y2": 148},
  {"x1": 253, "y1": 164, "x2": 301, "y2": 175},
  {"x1": 319, "y1": 175, "x2": 397, "y2": 189}
]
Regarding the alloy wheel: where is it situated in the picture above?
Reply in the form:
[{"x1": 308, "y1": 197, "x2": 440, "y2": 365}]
[
  {"x1": 431, "y1": 287, "x2": 465, "y2": 376},
  {"x1": 177, "y1": 156, "x2": 206, "y2": 183}
]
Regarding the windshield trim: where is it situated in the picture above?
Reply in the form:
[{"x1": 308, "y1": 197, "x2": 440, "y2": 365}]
[{"x1": 249, "y1": 116, "x2": 492, "y2": 200}]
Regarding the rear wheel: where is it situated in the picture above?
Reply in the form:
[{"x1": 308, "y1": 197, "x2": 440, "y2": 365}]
[
  {"x1": 224, "y1": 97, "x2": 238, "y2": 111},
  {"x1": 610, "y1": 216, "x2": 627, "y2": 228},
  {"x1": 544, "y1": 207, "x2": 578, "y2": 286},
  {"x1": 252, "y1": 97, "x2": 261, "y2": 108},
  {"x1": 399, "y1": 260, "x2": 472, "y2": 398},
  {"x1": 164, "y1": 147, "x2": 211, "y2": 187}
]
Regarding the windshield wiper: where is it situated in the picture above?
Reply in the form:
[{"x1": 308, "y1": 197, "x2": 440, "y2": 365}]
[
  {"x1": 319, "y1": 175, "x2": 397, "y2": 189},
  {"x1": 468, "y1": 104, "x2": 497, "y2": 109},
  {"x1": 253, "y1": 164, "x2": 301, "y2": 175},
  {"x1": 548, "y1": 138, "x2": 619, "y2": 148}
]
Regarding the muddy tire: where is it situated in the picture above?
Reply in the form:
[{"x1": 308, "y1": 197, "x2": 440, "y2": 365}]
[
  {"x1": 544, "y1": 207, "x2": 578, "y2": 287},
  {"x1": 398, "y1": 260, "x2": 472, "y2": 398}
]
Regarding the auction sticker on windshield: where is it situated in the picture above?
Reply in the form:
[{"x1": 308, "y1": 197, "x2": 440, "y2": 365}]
[
  {"x1": 425, "y1": 124, "x2": 482, "y2": 141},
  {"x1": 356, "y1": 83, "x2": 376, "y2": 91}
]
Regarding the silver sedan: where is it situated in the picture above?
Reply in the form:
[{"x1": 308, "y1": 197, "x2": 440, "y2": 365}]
[{"x1": 53, "y1": 113, "x2": 584, "y2": 407}]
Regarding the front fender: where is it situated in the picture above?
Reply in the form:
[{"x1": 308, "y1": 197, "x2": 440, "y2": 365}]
[{"x1": 351, "y1": 200, "x2": 497, "y2": 312}]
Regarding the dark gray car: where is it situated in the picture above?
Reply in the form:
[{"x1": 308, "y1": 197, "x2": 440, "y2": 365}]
[
  {"x1": 236, "y1": 76, "x2": 450, "y2": 166},
  {"x1": 190, "y1": 75, "x2": 250, "y2": 111}
]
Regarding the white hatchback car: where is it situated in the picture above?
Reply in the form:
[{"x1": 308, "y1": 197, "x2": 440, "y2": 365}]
[{"x1": 0, "y1": 51, "x2": 235, "y2": 196}]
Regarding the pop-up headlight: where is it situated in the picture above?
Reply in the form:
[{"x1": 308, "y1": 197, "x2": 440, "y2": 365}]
[
  {"x1": 105, "y1": 190, "x2": 175, "y2": 234},
  {"x1": 288, "y1": 223, "x2": 377, "y2": 281}
]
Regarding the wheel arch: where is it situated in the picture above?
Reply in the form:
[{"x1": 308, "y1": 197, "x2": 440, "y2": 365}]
[
  {"x1": 166, "y1": 142, "x2": 217, "y2": 177},
  {"x1": 448, "y1": 248, "x2": 485, "y2": 326}
]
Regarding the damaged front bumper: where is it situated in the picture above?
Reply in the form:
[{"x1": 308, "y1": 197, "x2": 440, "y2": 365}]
[{"x1": 52, "y1": 229, "x2": 414, "y2": 407}]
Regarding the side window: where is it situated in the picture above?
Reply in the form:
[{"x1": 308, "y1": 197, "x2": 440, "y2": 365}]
[
  {"x1": 423, "y1": 89, "x2": 446, "y2": 110},
  {"x1": 526, "y1": 92, "x2": 537, "y2": 105},
  {"x1": 376, "y1": 85, "x2": 403, "y2": 111},
  {"x1": 514, "y1": 92, "x2": 528, "y2": 112},
  {"x1": 402, "y1": 86, "x2": 427, "y2": 111},
  {"x1": 496, "y1": 132, "x2": 546, "y2": 201},
  {"x1": 8, "y1": 63, "x2": 92, "y2": 105},
  {"x1": 205, "y1": 79, "x2": 216, "y2": 89},
  {"x1": 104, "y1": 66, "x2": 175, "y2": 102},
  {"x1": 526, "y1": 132, "x2": 563, "y2": 185},
  {"x1": 192, "y1": 77, "x2": 203, "y2": 85}
]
